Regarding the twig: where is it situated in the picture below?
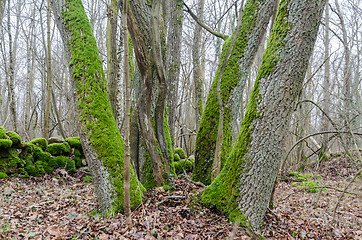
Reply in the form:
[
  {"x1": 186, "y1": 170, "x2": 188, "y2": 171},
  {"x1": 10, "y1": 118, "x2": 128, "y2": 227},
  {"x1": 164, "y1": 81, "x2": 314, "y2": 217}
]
[
  {"x1": 332, "y1": 169, "x2": 362, "y2": 223},
  {"x1": 156, "y1": 195, "x2": 186, "y2": 206},
  {"x1": 267, "y1": 207, "x2": 284, "y2": 224}
]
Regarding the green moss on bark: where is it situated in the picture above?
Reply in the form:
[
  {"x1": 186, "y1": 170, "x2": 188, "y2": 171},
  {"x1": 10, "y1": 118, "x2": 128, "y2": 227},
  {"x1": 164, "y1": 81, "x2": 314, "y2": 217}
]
[
  {"x1": 201, "y1": 0, "x2": 290, "y2": 225},
  {"x1": 193, "y1": 0, "x2": 268, "y2": 185},
  {"x1": 62, "y1": 0, "x2": 144, "y2": 212}
]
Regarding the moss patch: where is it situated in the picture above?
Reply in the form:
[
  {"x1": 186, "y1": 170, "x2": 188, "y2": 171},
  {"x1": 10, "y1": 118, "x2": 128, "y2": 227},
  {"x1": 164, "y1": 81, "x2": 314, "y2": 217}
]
[
  {"x1": 173, "y1": 159, "x2": 194, "y2": 175},
  {"x1": 0, "y1": 139, "x2": 12, "y2": 149},
  {"x1": 65, "y1": 137, "x2": 83, "y2": 151},
  {"x1": 7, "y1": 131, "x2": 21, "y2": 147},
  {"x1": 30, "y1": 138, "x2": 48, "y2": 151},
  {"x1": 46, "y1": 142, "x2": 71, "y2": 156},
  {"x1": 174, "y1": 147, "x2": 186, "y2": 159},
  {"x1": 0, "y1": 127, "x2": 7, "y2": 139},
  {"x1": 0, "y1": 172, "x2": 8, "y2": 179}
]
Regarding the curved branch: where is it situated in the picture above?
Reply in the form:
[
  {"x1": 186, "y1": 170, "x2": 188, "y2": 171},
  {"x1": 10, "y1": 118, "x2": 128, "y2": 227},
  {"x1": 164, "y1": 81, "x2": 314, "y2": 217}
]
[
  {"x1": 283, "y1": 131, "x2": 362, "y2": 165},
  {"x1": 182, "y1": 0, "x2": 228, "y2": 40}
]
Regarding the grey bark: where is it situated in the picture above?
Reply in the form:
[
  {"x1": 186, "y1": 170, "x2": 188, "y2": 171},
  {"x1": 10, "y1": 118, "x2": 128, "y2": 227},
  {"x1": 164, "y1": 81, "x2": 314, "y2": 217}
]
[
  {"x1": 236, "y1": 0, "x2": 326, "y2": 228},
  {"x1": 166, "y1": 0, "x2": 183, "y2": 139},
  {"x1": 192, "y1": 0, "x2": 205, "y2": 129},
  {"x1": 321, "y1": 2, "x2": 330, "y2": 153}
]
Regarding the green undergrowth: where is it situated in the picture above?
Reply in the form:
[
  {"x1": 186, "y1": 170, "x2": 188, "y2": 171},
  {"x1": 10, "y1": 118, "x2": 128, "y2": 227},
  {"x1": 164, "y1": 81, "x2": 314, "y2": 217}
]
[{"x1": 289, "y1": 171, "x2": 325, "y2": 193}]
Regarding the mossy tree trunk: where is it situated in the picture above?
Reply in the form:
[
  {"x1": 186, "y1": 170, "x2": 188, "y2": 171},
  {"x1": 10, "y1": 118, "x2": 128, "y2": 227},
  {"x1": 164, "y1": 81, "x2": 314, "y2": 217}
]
[
  {"x1": 193, "y1": 0, "x2": 276, "y2": 185},
  {"x1": 51, "y1": 0, "x2": 144, "y2": 214},
  {"x1": 127, "y1": 0, "x2": 174, "y2": 187},
  {"x1": 201, "y1": 0, "x2": 326, "y2": 229}
]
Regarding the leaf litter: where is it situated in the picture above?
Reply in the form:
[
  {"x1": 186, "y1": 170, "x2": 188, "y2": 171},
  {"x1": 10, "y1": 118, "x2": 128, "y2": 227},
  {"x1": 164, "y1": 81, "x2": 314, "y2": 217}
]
[{"x1": 0, "y1": 155, "x2": 361, "y2": 239}]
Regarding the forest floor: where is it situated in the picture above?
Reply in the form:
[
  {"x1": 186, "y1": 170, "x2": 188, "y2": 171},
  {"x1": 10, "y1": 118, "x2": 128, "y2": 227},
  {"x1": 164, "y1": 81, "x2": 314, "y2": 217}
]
[{"x1": 0, "y1": 154, "x2": 361, "y2": 240}]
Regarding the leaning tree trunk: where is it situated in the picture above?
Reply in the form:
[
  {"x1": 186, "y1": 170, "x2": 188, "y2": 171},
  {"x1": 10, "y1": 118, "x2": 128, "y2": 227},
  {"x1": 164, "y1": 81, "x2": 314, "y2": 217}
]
[
  {"x1": 201, "y1": 0, "x2": 326, "y2": 229},
  {"x1": 193, "y1": 0, "x2": 276, "y2": 185},
  {"x1": 51, "y1": 0, "x2": 144, "y2": 214}
]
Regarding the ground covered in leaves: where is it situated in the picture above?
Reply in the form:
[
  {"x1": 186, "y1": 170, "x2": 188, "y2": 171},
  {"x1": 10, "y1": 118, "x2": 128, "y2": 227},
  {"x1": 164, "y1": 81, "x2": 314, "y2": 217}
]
[{"x1": 0, "y1": 155, "x2": 361, "y2": 239}]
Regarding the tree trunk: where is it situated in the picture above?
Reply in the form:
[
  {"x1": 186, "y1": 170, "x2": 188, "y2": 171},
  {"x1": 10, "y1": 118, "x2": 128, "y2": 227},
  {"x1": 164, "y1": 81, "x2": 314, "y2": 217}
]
[
  {"x1": 166, "y1": 0, "x2": 183, "y2": 139},
  {"x1": 321, "y1": 1, "x2": 330, "y2": 155},
  {"x1": 0, "y1": 0, "x2": 5, "y2": 26},
  {"x1": 335, "y1": 0, "x2": 352, "y2": 147},
  {"x1": 7, "y1": 0, "x2": 19, "y2": 133},
  {"x1": 51, "y1": 0, "x2": 144, "y2": 214},
  {"x1": 122, "y1": 0, "x2": 131, "y2": 225},
  {"x1": 127, "y1": 0, "x2": 174, "y2": 187},
  {"x1": 193, "y1": 0, "x2": 276, "y2": 185},
  {"x1": 106, "y1": 0, "x2": 119, "y2": 118},
  {"x1": 201, "y1": 0, "x2": 326, "y2": 229},
  {"x1": 43, "y1": 0, "x2": 52, "y2": 140},
  {"x1": 192, "y1": 0, "x2": 205, "y2": 130}
]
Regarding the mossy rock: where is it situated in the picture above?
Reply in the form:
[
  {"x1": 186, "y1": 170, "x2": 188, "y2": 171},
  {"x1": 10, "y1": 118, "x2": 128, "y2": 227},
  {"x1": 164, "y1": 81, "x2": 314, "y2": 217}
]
[
  {"x1": 6, "y1": 131, "x2": 21, "y2": 147},
  {"x1": 49, "y1": 156, "x2": 68, "y2": 168},
  {"x1": 0, "y1": 139, "x2": 12, "y2": 149},
  {"x1": 73, "y1": 149, "x2": 83, "y2": 168},
  {"x1": 0, "y1": 127, "x2": 7, "y2": 139},
  {"x1": 25, "y1": 164, "x2": 39, "y2": 177},
  {"x1": 30, "y1": 138, "x2": 48, "y2": 151},
  {"x1": 0, "y1": 172, "x2": 8, "y2": 179},
  {"x1": 33, "y1": 146, "x2": 51, "y2": 162},
  {"x1": 46, "y1": 142, "x2": 71, "y2": 156},
  {"x1": 0, "y1": 148, "x2": 24, "y2": 174},
  {"x1": 174, "y1": 147, "x2": 186, "y2": 159},
  {"x1": 174, "y1": 153, "x2": 181, "y2": 162},
  {"x1": 173, "y1": 159, "x2": 194, "y2": 174},
  {"x1": 66, "y1": 160, "x2": 76, "y2": 174},
  {"x1": 65, "y1": 137, "x2": 83, "y2": 151}
]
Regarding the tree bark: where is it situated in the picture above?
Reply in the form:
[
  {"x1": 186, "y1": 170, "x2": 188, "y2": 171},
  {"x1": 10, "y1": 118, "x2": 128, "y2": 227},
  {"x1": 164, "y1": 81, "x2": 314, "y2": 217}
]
[
  {"x1": 122, "y1": 0, "x2": 131, "y2": 225},
  {"x1": 166, "y1": 0, "x2": 183, "y2": 139},
  {"x1": 193, "y1": 0, "x2": 276, "y2": 185},
  {"x1": 51, "y1": 0, "x2": 144, "y2": 214},
  {"x1": 106, "y1": 0, "x2": 119, "y2": 118},
  {"x1": 321, "y1": 1, "x2": 330, "y2": 155},
  {"x1": 192, "y1": 0, "x2": 205, "y2": 130},
  {"x1": 201, "y1": 0, "x2": 326, "y2": 229},
  {"x1": 43, "y1": 0, "x2": 52, "y2": 140},
  {"x1": 127, "y1": 0, "x2": 174, "y2": 187}
]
